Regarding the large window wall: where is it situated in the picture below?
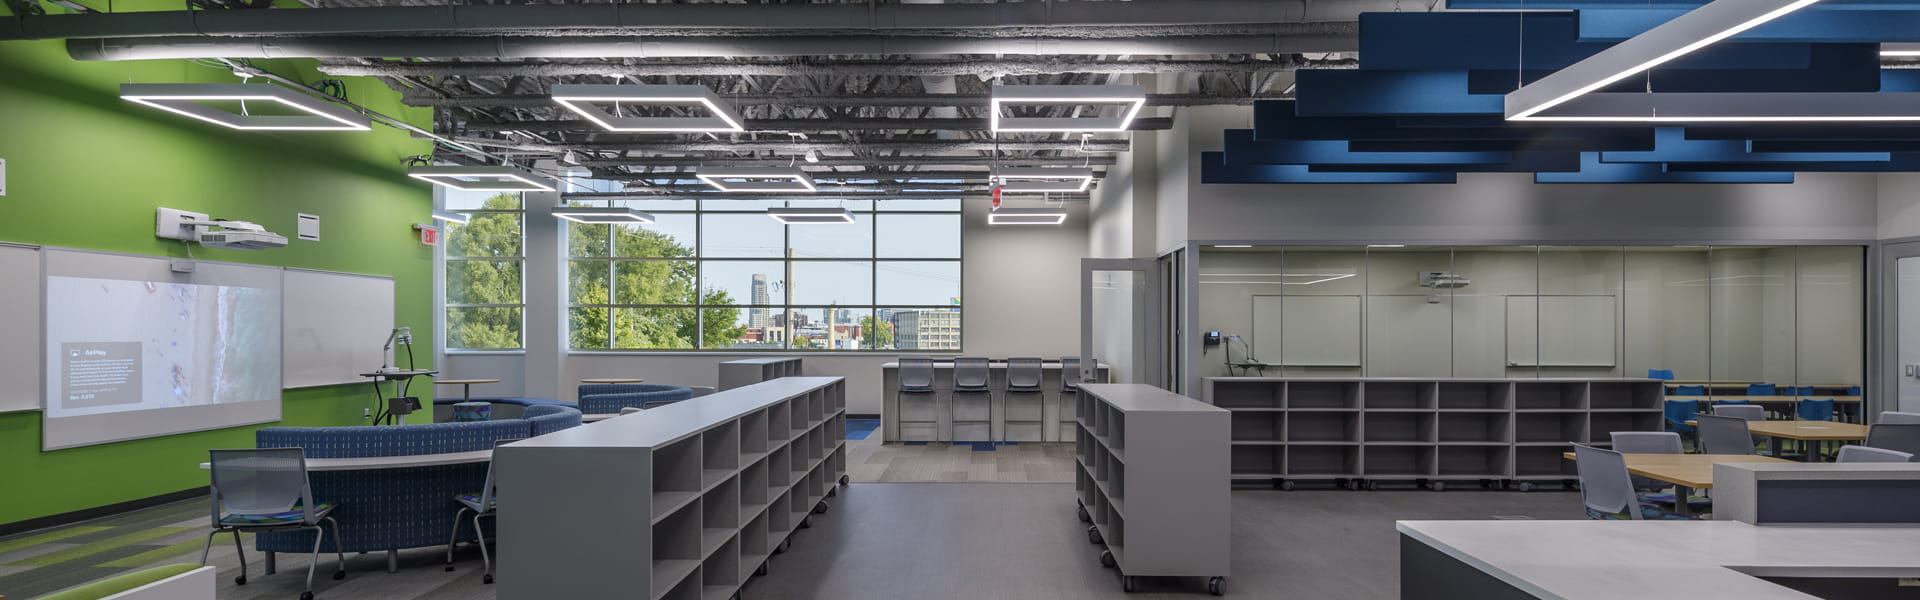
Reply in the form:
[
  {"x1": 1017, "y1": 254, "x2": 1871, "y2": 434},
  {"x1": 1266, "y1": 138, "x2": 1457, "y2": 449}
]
[
  {"x1": 1197, "y1": 245, "x2": 1865, "y2": 387},
  {"x1": 442, "y1": 190, "x2": 526, "y2": 351},
  {"x1": 564, "y1": 195, "x2": 964, "y2": 351}
]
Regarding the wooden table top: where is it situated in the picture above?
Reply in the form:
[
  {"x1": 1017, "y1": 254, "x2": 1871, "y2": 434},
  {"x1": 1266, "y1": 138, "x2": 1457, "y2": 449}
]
[
  {"x1": 580, "y1": 377, "x2": 646, "y2": 384},
  {"x1": 1681, "y1": 419, "x2": 1870, "y2": 441},
  {"x1": 1665, "y1": 395, "x2": 1861, "y2": 403},
  {"x1": 434, "y1": 378, "x2": 501, "y2": 385},
  {"x1": 1560, "y1": 452, "x2": 1791, "y2": 489}
]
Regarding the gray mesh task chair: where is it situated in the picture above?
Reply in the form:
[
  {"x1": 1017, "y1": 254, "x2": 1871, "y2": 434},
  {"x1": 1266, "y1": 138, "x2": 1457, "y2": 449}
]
[
  {"x1": 1573, "y1": 444, "x2": 1695, "y2": 520},
  {"x1": 1865, "y1": 423, "x2": 1920, "y2": 460},
  {"x1": 1610, "y1": 432, "x2": 1711, "y2": 512},
  {"x1": 1880, "y1": 411, "x2": 1920, "y2": 425},
  {"x1": 1837, "y1": 445, "x2": 1915, "y2": 463},
  {"x1": 1003, "y1": 357, "x2": 1045, "y2": 442},
  {"x1": 1695, "y1": 414, "x2": 1757, "y2": 456},
  {"x1": 896, "y1": 357, "x2": 938, "y2": 441},
  {"x1": 445, "y1": 440, "x2": 509, "y2": 584},
  {"x1": 1058, "y1": 357, "x2": 1084, "y2": 439},
  {"x1": 203, "y1": 448, "x2": 345, "y2": 600},
  {"x1": 1713, "y1": 404, "x2": 1769, "y2": 447},
  {"x1": 951, "y1": 357, "x2": 993, "y2": 442}
]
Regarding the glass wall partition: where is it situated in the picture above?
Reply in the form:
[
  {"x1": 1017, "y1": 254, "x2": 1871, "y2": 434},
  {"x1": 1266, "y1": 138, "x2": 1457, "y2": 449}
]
[{"x1": 1196, "y1": 245, "x2": 1865, "y2": 393}]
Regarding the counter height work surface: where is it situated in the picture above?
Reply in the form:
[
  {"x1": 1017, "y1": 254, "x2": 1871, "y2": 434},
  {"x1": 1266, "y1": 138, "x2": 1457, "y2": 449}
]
[
  {"x1": 1682, "y1": 420, "x2": 1870, "y2": 458},
  {"x1": 198, "y1": 449, "x2": 494, "y2": 471},
  {"x1": 1398, "y1": 519, "x2": 1920, "y2": 600},
  {"x1": 1560, "y1": 452, "x2": 1792, "y2": 516},
  {"x1": 881, "y1": 360, "x2": 1108, "y2": 443}
]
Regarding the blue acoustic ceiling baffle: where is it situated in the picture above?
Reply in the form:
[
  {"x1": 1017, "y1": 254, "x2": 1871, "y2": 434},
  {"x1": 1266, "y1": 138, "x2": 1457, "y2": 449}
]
[{"x1": 1202, "y1": 1, "x2": 1920, "y2": 184}]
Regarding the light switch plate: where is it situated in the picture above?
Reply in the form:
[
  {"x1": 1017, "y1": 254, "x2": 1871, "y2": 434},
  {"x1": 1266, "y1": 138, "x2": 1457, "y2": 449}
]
[
  {"x1": 297, "y1": 213, "x2": 320, "y2": 241},
  {"x1": 1, "y1": 158, "x2": 8, "y2": 196}
]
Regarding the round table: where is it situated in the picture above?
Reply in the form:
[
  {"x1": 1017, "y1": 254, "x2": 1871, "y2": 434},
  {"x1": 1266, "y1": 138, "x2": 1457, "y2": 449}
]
[
  {"x1": 581, "y1": 377, "x2": 646, "y2": 384},
  {"x1": 434, "y1": 378, "x2": 501, "y2": 401}
]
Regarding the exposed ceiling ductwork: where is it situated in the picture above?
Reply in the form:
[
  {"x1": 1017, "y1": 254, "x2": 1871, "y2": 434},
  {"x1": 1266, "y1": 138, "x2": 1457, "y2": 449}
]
[
  {"x1": 318, "y1": 56, "x2": 1353, "y2": 79},
  {"x1": 457, "y1": 117, "x2": 1175, "y2": 133},
  {"x1": 402, "y1": 92, "x2": 1291, "y2": 110}
]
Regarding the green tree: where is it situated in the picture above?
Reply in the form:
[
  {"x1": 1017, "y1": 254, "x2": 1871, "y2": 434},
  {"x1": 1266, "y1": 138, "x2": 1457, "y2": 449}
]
[
  {"x1": 860, "y1": 315, "x2": 894, "y2": 349},
  {"x1": 564, "y1": 206, "x2": 745, "y2": 349},
  {"x1": 445, "y1": 193, "x2": 525, "y2": 349}
]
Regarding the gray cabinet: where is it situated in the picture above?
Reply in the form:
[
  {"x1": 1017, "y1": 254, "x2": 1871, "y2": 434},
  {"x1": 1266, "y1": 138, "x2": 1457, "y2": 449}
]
[
  {"x1": 1204, "y1": 378, "x2": 1663, "y2": 491},
  {"x1": 1074, "y1": 384, "x2": 1230, "y2": 595},
  {"x1": 718, "y1": 357, "x2": 803, "y2": 391}
]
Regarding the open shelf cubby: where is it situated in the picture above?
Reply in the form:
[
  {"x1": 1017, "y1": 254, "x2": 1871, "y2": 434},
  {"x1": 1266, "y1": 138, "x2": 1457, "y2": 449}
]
[
  {"x1": 1436, "y1": 445, "x2": 1510, "y2": 478},
  {"x1": 1364, "y1": 412, "x2": 1435, "y2": 443},
  {"x1": 1362, "y1": 446, "x2": 1434, "y2": 478},
  {"x1": 1589, "y1": 412, "x2": 1663, "y2": 442},
  {"x1": 1211, "y1": 380, "x2": 1283, "y2": 409},
  {"x1": 1437, "y1": 382, "x2": 1511, "y2": 410},
  {"x1": 1231, "y1": 411, "x2": 1284, "y2": 442},
  {"x1": 1230, "y1": 445, "x2": 1283, "y2": 477},
  {"x1": 1288, "y1": 445, "x2": 1361, "y2": 476},
  {"x1": 1514, "y1": 446, "x2": 1578, "y2": 479},
  {"x1": 1514, "y1": 382, "x2": 1587, "y2": 411},
  {"x1": 1515, "y1": 413, "x2": 1587, "y2": 444},
  {"x1": 1363, "y1": 382, "x2": 1436, "y2": 410},
  {"x1": 1288, "y1": 411, "x2": 1361, "y2": 443},
  {"x1": 1287, "y1": 381, "x2": 1361, "y2": 410},
  {"x1": 1438, "y1": 412, "x2": 1509, "y2": 444}
]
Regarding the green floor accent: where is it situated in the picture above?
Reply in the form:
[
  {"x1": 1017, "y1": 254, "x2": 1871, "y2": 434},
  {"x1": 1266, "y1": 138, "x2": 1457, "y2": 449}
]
[
  {"x1": 9, "y1": 527, "x2": 191, "y2": 567},
  {"x1": 98, "y1": 536, "x2": 215, "y2": 568},
  {"x1": 0, "y1": 526, "x2": 111, "y2": 555}
]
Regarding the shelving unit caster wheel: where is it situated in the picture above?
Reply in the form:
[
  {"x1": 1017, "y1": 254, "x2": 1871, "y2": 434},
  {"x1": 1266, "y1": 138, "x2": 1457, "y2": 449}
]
[
  {"x1": 774, "y1": 537, "x2": 791, "y2": 554},
  {"x1": 1516, "y1": 481, "x2": 1536, "y2": 493},
  {"x1": 1208, "y1": 576, "x2": 1226, "y2": 596},
  {"x1": 1088, "y1": 525, "x2": 1103, "y2": 545},
  {"x1": 334, "y1": 570, "x2": 346, "y2": 580},
  {"x1": 300, "y1": 592, "x2": 313, "y2": 600},
  {"x1": 839, "y1": 474, "x2": 850, "y2": 486},
  {"x1": 444, "y1": 565, "x2": 455, "y2": 573},
  {"x1": 483, "y1": 574, "x2": 494, "y2": 585},
  {"x1": 827, "y1": 488, "x2": 837, "y2": 498},
  {"x1": 1480, "y1": 479, "x2": 1495, "y2": 489},
  {"x1": 800, "y1": 516, "x2": 812, "y2": 529},
  {"x1": 1099, "y1": 549, "x2": 1116, "y2": 568},
  {"x1": 1562, "y1": 479, "x2": 1579, "y2": 491},
  {"x1": 1279, "y1": 480, "x2": 1294, "y2": 491},
  {"x1": 814, "y1": 500, "x2": 830, "y2": 514},
  {"x1": 1122, "y1": 576, "x2": 1139, "y2": 593},
  {"x1": 235, "y1": 576, "x2": 247, "y2": 586},
  {"x1": 755, "y1": 561, "x2": 769, "y2": 576},
  {"x1": 1078, "y1": 505, "x2": 1091, "y2": 522},
  {"x1": 1364, "y1": 480, "x2": 1379, "y2": 491},
  {"x1": 1431, "y1": 481, "x2": 1446, "y2": 492}
]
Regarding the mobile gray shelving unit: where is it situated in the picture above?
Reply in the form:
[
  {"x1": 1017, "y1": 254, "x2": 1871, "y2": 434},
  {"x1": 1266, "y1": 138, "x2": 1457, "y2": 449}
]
[
  {"x1": 717, "y1": 357, "x2": 803, "y2": 391},
  {"x1": 495, "y1": 377, "x2": 848, "y2": 600},
  {"x1": 1202, "y1": 378, "x2": 1664, "y2": 492},
  {"x1": 1074, "y1": 383, "x2": 1231, "y2": 595}
]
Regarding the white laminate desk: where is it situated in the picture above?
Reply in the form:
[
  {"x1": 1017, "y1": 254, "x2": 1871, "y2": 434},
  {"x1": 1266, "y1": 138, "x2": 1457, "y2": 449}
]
[
  {"x1": 198, "y1": 449, "x2": 493, "y2": 471},
  {"x1": 1398, "y1": 520, "x2": 1920, "y2": 600}
]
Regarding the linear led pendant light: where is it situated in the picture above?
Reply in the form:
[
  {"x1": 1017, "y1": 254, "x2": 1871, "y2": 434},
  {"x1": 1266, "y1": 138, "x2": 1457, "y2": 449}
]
[
  {"x1": 767, "y1": 207, "x2": 856, "y2": 224},
  {"x1": 407, "y1": 165, "x2": 557, "y2": 192},
  {"x1": 987, "y1": 207, "x2": 1068, "y2": 226},
  {"x1": 1501, "y1": 0, "x2": 1899, "y2": 122},
  {"x1": 696, "y1": 166, "x2": 818, "y2": 193},
  {"x1": 991, "y1": 85, "x2": 1147, "y2": 133},
  {"x1": 551, "y1": 206, "x2": 657, "y2": 224},
  {"x1": 550, "y1": 84, "x2": 746, "y2": 132},
  {"x1": 120, "y1": 83, "x2": 371, "y2": 131},
  {"x1": 431, "y1": 209, "x2": 470, "y2": 224},
  {"x1": 991, "y1": 167, "x2": 1096, "y2": 193}
]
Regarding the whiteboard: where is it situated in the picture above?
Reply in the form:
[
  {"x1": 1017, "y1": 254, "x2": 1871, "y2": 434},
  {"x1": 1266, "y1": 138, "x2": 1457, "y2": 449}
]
[
  {"x1": 1365, "y1": 295, "x2": 1452, "y2": 377},
  {"x1": 283, "y1": 269, "x2": 395, "y2": 388},
  {"x1": 1506, "y1": 295, "x2": 1617, "y2": 367},
  {"x1": 0, "y1": 243, "x2": 42, "y2": 412},
  {"x1": 1254, "y1": 295, "x2": 1362, "y2": 367}
]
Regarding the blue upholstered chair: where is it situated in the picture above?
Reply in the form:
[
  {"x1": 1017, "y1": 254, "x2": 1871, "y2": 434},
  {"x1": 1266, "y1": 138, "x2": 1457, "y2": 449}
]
[
  {"x1": 576, "y1": 384, "x2": 695, "y2": 414},
  {"x1": 523, "y1": 404, "x2": 583, "y2": 436},
  {"x1": 1673, "y1": 385, "x2": 1707, "y2": 396},
  {"x1": 1846, "y1": 386, "x2": 1863, "y2": 396},
  {"x1": 1786, "y1": 385, "x2": 1814, "y2": 396},
  {"x1": 1746, "y1": 383, "x2": 1777, "y2": 397},
  {"x1": 1663, "y1": 399, "x2": 1700, "y2": 435},
  {"x1": 1797, "y1": 398, "x2": 1836, "y2": 422},
  {"x1": 1647, "y1": 369, "x2": 1675, "y2": 381}
]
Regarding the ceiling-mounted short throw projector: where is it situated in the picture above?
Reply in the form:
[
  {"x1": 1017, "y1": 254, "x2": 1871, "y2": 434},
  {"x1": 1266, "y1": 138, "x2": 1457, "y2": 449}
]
[
  {"x1": 156, "y1": 207, "x2": 288, "y2": 250},
  {"x1": 1418, "y1": 271, "x2": 1470, "y2": 288}
]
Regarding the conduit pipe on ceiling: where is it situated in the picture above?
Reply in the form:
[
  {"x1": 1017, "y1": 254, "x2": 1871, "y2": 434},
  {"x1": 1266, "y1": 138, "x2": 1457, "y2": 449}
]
[
  {"x1": 320, "y1": 57, "x2": 1357, "y2": 79},
  {"x1": 66, "y1": 33, "x2": 1355, "y2": 61},
  {"x1": 6, "y1": 0, "x2": 1402, "y2": 41}
]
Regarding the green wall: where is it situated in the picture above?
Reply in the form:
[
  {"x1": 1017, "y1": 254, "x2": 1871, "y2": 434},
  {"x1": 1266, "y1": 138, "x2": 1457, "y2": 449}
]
[{"x1": 0, "y1": 32, "x2": 438, "y2": 525}]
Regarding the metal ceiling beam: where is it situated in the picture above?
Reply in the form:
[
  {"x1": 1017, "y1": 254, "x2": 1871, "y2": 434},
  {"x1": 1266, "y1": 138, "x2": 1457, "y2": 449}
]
[
  {"x1": 6, "y1": 0, "x2": 1397, "y2": 41},
  {"x1": 68, "y1": 33, "x2": 1355, "y2": 61},
  {"x1": 442, "y1": 136, "x2": 1132, "y2": 154},
  {"x1": 583, "y1": 156, "x2": 1115, "y2": 167},
  {"x1": 406, "y1": 92, "x2": 1289, "y2": 109},
  {"x1": 463, "y1": 117, "x2": 1173, "y2": 133},
  {"x1": 590, "y1": 170, "x2": 1103, "y2": 182},
  {"x1": 321, "y1": 56, "x2": 1353, "y2": 78},
  {"x1": 564, "y1": 191, "x2": 1088, "y2": 201}
]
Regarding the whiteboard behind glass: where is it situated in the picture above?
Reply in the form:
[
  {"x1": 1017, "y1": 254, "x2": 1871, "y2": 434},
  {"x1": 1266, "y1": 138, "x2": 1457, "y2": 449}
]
[
  {"x1": 284, "y1": 269, "x2": 396, "y2": 388},
  {"x1": 0, "y1": 243, "x2": 42, "y2": 413}
]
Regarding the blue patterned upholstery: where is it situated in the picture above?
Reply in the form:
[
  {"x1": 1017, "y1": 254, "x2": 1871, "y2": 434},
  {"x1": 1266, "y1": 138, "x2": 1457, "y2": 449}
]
[
  {"x1": 577, "y1": 384, "x2": 694, "y2": 414},
  {"x1": 1638, "y1": 493, "x2": 1713, "y2": 512},
  {"x1": 524, "y1": 404, "x2": 583, "y2": 436},
  {"x1": 251, "y1": 417, "x2": 573, "y2": 554},
  {"x1": 222, "y1": 503, "x2": 336, "y2": 526},
  {"x1": 1587, "y1": 503, "x2": 1700, "y2": 521}
]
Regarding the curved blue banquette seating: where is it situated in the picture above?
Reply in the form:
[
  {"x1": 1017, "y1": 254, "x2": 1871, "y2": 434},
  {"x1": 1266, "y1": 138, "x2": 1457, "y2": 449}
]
[
  {"x1": 431, "y1": 396, "x2": 574, "y2": 421},
  {"x1": 252, "y1": 406, "x2": 581, "y2": 555},
  {"x1": 577, "y1": 384, "x2": 695, "y2": 414}
]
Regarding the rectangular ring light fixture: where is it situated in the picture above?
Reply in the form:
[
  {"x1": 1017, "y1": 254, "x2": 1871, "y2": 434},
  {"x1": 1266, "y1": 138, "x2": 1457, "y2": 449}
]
[
  {"x1": 431, "y1": 209, "x2": 470, "y2": 224},
  {"x1": 696, "y1": 166, "x2": 818, "y2": 193},
  {"x1": 767, "y1": 207, "x2": 856, "y2": 224},
  {"x1": 552, "y1": 206, "x2": 657, "y2": 224},
  {"x1": 121, "y1": 83, "x2": 371, "y2": 131},
  {"x1": 407, "y1": 165, "x2": 557, "y2": 192},
  {"x1": 1505, "y1": 0, "x2": 1824, "y2": 122},
  {"x1": 991, "y1": 85, "x2": 1146, "y2": 133},
  {"x1": 551, "y1": 84, "x2": 746, "y2": 132},
  {"x1": 987, "y1": 207, "x2": 1068, "y2": 226},
  {"x1": 991, "y1": 167, "x2": 1096, "y2": 193}
]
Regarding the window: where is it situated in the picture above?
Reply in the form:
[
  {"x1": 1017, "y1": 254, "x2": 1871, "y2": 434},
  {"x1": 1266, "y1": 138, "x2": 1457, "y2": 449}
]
[
  {"x1": 442, "y1": 190, "x2": 526, "y2": 350},
  {"x1": 566, "y1": 194, "x2": 962, "y2": 351}
]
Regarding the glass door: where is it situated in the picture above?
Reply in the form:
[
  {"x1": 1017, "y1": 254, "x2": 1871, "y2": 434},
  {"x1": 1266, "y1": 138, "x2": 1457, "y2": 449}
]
[{"x1": 1081, "y1": 258, "x2": 1164, "y2": 388}]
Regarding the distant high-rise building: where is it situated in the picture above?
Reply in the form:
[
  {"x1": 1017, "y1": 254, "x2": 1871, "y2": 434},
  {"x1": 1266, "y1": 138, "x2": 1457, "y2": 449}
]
[
  {"x1": 896, "y1": 310, "x2": 961, "y2": 350},
  {"x1": 749, "y1": 274, "x2": 770, "y2": 328}
]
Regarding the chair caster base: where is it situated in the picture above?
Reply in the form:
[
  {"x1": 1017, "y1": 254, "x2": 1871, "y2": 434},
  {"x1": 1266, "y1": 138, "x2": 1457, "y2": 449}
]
[
  {"x1": 444, "y1": 565, "x2": 454, "y2": 572},
  {"x1": 300, "y1": 592, "x2": 313, "y2": 600},
  {"x1": 334, "y1": 570, "x2": 346, "y2": 580},
  {"x1": 484, "y1": 574, "x2": 494, "y2": 585},
  {"x1": 1208, "y1": 576, "x2": 1226, "y2": 596},
  {"x1": 235, "y1": 576, "x2": 247, "y2": 586}
]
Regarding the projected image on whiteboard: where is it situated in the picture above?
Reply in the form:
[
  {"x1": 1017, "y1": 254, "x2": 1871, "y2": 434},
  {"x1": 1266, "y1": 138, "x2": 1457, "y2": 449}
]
[{"x1": 45, "y1": 276, "x2": 280, "y2": 418}]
